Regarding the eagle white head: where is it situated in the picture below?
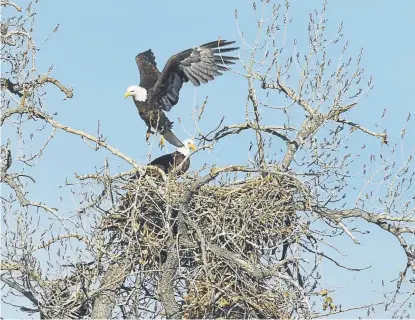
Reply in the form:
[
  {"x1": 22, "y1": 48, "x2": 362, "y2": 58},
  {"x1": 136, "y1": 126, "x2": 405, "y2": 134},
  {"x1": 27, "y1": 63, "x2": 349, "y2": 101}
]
[
  {"x1": 124, "y1": 85, "x2": 147, "y2": 102},
  {"x1": 177, "y1": 139, "x2": 196, "y2": 156}
]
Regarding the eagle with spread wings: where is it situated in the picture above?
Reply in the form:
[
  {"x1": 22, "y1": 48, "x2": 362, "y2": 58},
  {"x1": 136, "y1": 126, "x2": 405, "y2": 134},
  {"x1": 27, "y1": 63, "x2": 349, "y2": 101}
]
[{"x1": 124, "y1": 40, "x2": 238, "y2": 147}]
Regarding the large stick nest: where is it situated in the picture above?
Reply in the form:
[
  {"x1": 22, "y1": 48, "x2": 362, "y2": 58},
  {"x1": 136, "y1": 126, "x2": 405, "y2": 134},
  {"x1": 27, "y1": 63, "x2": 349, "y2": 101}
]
[
  {"x1": 106, "y1": 172, "x2": 301, "y2": 254},
  {"x1": 101, "y1": 171, "x2": 308, "y2": 318}
]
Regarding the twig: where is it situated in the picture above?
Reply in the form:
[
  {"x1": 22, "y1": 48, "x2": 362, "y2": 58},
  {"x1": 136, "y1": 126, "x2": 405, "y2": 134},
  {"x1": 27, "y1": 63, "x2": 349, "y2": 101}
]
[
  {"x1": 1, "y1": 173, "x2": 66, "y2": 222},
  {"x1": 32, "y1": 234, "x2": 86, "y2": 252},
  {"x1": 206, "y1": 121, "x2": 295, "y2": 143},
  {"x1": 336, "y1": 117, "x2": 388, "y2": 141},
  {"x1": 312, "y1": 302, "x2": 384, "y2": 318}
]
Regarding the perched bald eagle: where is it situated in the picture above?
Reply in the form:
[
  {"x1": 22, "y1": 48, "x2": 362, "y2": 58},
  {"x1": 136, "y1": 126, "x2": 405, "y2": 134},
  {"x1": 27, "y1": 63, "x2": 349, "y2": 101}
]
[
  {"x1": 131, "y1": 139, "x2": 196, "y2": 180},
  {"x1": 125, "y1": 40, "x2": 238, "y2": 147}
]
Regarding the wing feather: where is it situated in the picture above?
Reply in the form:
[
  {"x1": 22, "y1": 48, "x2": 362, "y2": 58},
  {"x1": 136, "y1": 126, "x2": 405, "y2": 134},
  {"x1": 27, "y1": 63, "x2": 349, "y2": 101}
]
[
  {"x1": 183, "y1": 68, "x2": 201, "y2": 87},
  {"x1": 189, "y1": 65, "x2": 210, "y2": 83},
  {"x1": 135, "y1": 50, "x2": 161, "y2": 89},
  {"x1": 152, "y1": 40, "x2": 239, "y2": 111},
  {"x1": 191, "y1": 64, "x2": 215, "y2": 79},
  {"x1": 199, "y1": 40, "x2": 236, "y2": 48}
]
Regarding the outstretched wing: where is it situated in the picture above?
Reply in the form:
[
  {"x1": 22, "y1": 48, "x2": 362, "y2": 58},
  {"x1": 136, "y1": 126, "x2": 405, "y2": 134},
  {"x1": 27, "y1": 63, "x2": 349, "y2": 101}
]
[
  {"x1": 152, "y1": 40, "x2": 239, "y2": 111},
  {"x1": 135, "y1": 49, "x2": 161, "y2": 89}
]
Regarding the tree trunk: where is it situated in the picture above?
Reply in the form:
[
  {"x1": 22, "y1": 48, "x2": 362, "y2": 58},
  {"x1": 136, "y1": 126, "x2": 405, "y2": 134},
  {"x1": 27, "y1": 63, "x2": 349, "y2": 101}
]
[{"x1": 91, "y1": 258, "x2": 130, "y2": 319}]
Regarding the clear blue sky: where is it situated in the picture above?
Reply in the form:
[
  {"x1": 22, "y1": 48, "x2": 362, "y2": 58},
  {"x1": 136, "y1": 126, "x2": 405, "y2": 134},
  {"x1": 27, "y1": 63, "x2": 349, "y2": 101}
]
[{"x1": 2, "y1": 0, "x2": 414, "y2": 318}]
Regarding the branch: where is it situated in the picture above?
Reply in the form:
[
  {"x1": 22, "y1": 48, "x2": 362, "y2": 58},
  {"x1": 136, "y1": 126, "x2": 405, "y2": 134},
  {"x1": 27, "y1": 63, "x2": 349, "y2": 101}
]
[
  {"x1": 329, "y1": 102, "x2": 358, "y2": 114},
  {"x1": 280, "y1": 101, "x2": 378, "y2": 170},
  {"x1": 1, "y1": 106, "x2": 139, "y2": 168},
  {"x1": 262, "y1": 80, "x2": 315, "y2": 115},
  {"x1": 1, "y1": 76, "x2": 73, "y2": 99},
  {"x1": 0, "y1": 107, "x2": 26, "y2": 125},
  {"x1": 0, "y1": 1, "x2": 22, "y2": 11},
  {"x1": 336, "y1": 117, "x2": 388, "y2": 142},
  {"x1": 338, "y1": 221, "x2": 360, "y2": 244},
  {"x1": 0, "y1": 262, "x2": 47, "y2": 286},
  {"x1": 281, "y1": 113, "x2": 325, "y2": 170},
  {"x1": 0, "y1": 274, "x2": 39, "y2": 306},
  {"x1": 206, "y1": 121, "x2": 295, "y2": 143},
  {"x1": 0, "y1": 143, "x2": 12, "y2": 173},
  {"x1": 312, "y1": 302, "x2": 384, "y2": 318},
  {"x1": 37, "y1": 76, "x2": 73, "y2": 99},
  {"x1": 1, "y1": 173, "x2": 64, "y2": 221},
  {"x1": 32, "y1": 234, "x2": 86, "y2": 252},
  {"x1": 324, "y1": 208, "x2": 415, "y2": 227},
  {"x1": 248, "y1": 77, "x2": 265, "y2": 168},
  {"x1": 299, "y1": 242, "x2": 369, "y2": 271},
  {"x1": 320, "y1": 207, "x2": 415, "y2": 272},
  {"x1": 1, "y1": 78, "x2": 23, "y2": 97}
]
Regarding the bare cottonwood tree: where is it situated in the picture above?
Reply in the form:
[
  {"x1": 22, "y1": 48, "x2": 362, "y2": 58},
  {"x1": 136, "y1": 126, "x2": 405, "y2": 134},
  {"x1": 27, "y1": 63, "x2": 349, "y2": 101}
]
[{"x1": 1, "y1": 0, "x2": 414, "y2": 319}]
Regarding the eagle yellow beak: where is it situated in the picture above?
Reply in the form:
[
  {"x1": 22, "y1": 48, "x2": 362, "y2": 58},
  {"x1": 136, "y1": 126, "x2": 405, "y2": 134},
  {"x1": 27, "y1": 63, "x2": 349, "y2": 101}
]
[
  {"x1": 189, "y1": 143, "x2": 196, "y2": 151},
  {"x1": 124, "y1": 91, "x2": 131, "y2": 98}
]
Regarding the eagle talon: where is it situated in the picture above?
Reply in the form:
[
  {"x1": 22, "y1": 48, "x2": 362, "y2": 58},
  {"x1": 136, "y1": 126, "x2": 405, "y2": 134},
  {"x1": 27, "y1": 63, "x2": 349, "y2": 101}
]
[
  {"x1": 146, "y1": 131, "x2": 151, "y2": 142},
  {"x1": 159, "y1": 136, "x2": 165, "y2": 148}
]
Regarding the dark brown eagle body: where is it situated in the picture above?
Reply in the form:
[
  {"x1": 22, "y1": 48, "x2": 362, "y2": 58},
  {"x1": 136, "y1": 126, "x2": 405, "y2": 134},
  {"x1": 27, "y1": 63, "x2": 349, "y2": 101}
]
[
  {"x1": 148, "y1": 151, "x2": 190, "y2": 175},
  {"x1": 130, "y1": 40, "x2": 239, "y2": 147},
  {"x1": 130, "y1": 139, "x2": 195, "y2": 180},
  {"x1": 132, "y1": 49, "x2": 182, "y2": 145},
  {"x1": 134, "y1": 100, "x2": 176, "y2": 142}
]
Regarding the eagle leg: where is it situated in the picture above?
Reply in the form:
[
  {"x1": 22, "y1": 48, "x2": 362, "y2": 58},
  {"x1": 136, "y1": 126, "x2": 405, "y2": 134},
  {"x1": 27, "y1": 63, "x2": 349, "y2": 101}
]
[{"x1": 146, "y1": 128, "x2": 152, "y2": 142}]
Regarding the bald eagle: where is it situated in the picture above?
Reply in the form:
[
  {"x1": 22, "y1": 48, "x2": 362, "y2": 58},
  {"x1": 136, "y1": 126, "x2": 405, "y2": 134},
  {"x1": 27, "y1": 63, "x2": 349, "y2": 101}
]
[
  {"x1": 125, "y1": 40, "x2": 238, "y2": 147},
  {"x1": 131, "y1": 139, "x2": 196, "y2": 180}
]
